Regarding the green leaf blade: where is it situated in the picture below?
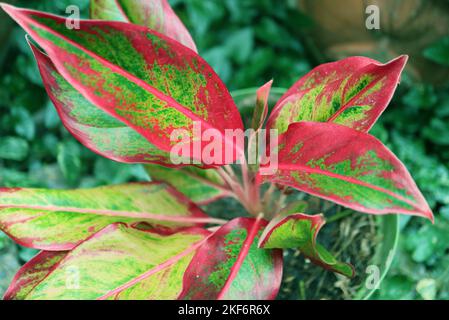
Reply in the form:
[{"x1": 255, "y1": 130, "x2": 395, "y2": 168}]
[
  {"x1": 5, "y1": 224, "x2": 209, "y2": 300},
  {"x1": 0, "y1": 183, "x2": 209, "y2": 250},
  {"x1": 179, "y1": 217, "x2": 283, "y2": 300},
  {"x1": 2, "y1": 4, "x2": 243, "y2": 166},
  {"x1": 4, "y1": 251, "x2": 67, "y2": 300},
  {"x1": 259, "y1": 212, "x2": 354, "y2": 278},
  {"x1": 145, "y1": 164, "x2": 230, "y2": 205},
  {"x1": 28, "y1": 40, "x2": 182, "y2": 165},
  {"x1": 267, "y1": 56, "x2": 408, "y2": 134},
  {"x1": 262, "y1": 122, "x2": 433, "y2": 220}
]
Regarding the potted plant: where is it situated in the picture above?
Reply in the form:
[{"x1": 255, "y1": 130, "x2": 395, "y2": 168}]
[{"x1": 0, "y1": 1, "x2": 432, "y2": 300}]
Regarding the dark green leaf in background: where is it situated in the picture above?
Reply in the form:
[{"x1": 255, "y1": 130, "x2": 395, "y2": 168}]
[
  {"x1": 0, "y1": 137, "x2": 29, "y2": 161},
  {"x1": 423, "y1": 37, "x2": 449, "y2": 67}
]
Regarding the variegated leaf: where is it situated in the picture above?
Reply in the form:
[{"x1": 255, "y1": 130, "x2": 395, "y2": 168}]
[
  {"x1": 0, "y1": 182, "x2": 214, "y2": 250},
  {"x1": 179, "y1": 217, "x2": 283, "y2": 300},
  {"x1": 267, "y1": 56, "x2": 408, "y2": 134},
  {"x1": 90, "y1": 0, "x2": 197, "y2": 52},
  {"x1": 28, "y1": 40, "x2": 186, "y2": 165},
  {"x1": 4, "y1": 251, "x2": 67, "y2": 300},
  {"x1": 145, "y1": 164, "x2": 230, "y2": 205},
  {"x1": 259, "y1": 211, "x2": 354, "y2": 277},
  {"x1": 251, "y1": 80, "x2": 273, "y2": 131},
  {"x1": 5, "y1": 224, "x2": 209, "y2": 300},
  {"x1": 2, "y1": 4, "x2": 243, "y2": 166},
  {"x1": 261, "y1": 122, "x2": 433, "y2": 220}
]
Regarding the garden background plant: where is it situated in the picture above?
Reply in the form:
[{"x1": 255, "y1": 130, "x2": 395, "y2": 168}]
[{"x1": 0, "y1": 0, "x2": 448, "y2": 299}]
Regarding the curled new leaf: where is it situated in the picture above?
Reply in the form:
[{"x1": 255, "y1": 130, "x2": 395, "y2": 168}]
[
  {"x1": 0, "y1": 182, "x2": 214, "y2": 250},
  {"x1": 90, "y1": 0, "x2": 198, "y2": 52},
  {"x1": 4, "y1": 224, "x2": 210, "y2": 300},
  {"x1": 259, "y1": 211, "x2": 354, "y2": 277},
  {"x1": 267, "y1": 56, "x2": 408, "y2": 134},
  {"x1": 2, "y1": 4, "x2": 243, "y2": 166},
  {"x1": 145, "y1": 164, "x2": 231, "y2": 205},
  {"x1": 4, "y1": 251, "x2": 67, "y2": 300},
  {"x1": 179, "y1": 217, "x2": 283, "y2": 300},
  {"x1": 251, "y1": 80, "x2": 273, "y2": 131},
  {"x1": 261, "y1": 122, "x2": 433, "y2": 220}
]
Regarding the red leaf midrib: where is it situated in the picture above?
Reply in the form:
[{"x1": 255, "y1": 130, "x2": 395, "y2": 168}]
[
  {"x1": 273, "y1": 162, "x2": 422, "y2": 212},
  {"x1": 98, "y1": 233, "x2": 211, "y2": 300},
  {"x1": 1, "y1": 203, "x2": 222, "y2": 224},
  {"x1": 216, "y1": 215, "x2": 264, "y2": 300},
  {"x1": 9, "y1": 7, "x2": 243, "y2": 157}
]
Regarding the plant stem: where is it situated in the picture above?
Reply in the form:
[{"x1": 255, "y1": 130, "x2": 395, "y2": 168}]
[
  {"x1": 262, "y1": 183, "x2": 276, "y2": 208},
  {"x1": 224, "y1": 165, "x2": 236, "y2": 178},
  {"x1": 272, "y1": 193, "x2": 287, "y2": 217},
  {"x1": 217, "y1": 167, "x2": 254, "y2": 215},
  {"x1": 240, "y1": 153, "x2": 250, "y2": 197}
]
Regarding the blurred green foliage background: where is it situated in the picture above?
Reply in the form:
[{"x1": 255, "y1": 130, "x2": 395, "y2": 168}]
[{"x1": 0, "y1": 0, "x2": 448, "y2": 299}]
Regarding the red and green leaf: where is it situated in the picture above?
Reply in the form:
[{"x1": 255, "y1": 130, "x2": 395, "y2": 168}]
[
  {"x1": 4, "y1": 251, "x2": 68, "y2": 300},
  {"x1": 90, "y1": 0, "x2": 197, "y2": 52},
  {"x1": 261, "y1": 122, "x2": 433, "y2": 220},
  {"x1": 145, "y1": 164, "x2": 231, "y2": 205},
  {"x1": 266, "y1": 56, "x2": 408, "y2": 134},
  {"x1": 4, "y1": 224, "x2": 210, "y2": 300},
  {"x1": 179, "y1": 217, "x2": 283, "y2": 300},
  {"x1": 28, "y1": 40, "x2": 187, "y2": 166},
  {"x1": 251, "y1": 80, "x2": 273, "y2": 131},
  {"x1": 0, "y1": 182, "x2": 214, "y2": 250},
  {"x1": 259, "y1": 210, "x2": 354, "y2": 277},
  {"x1": 2, "y1": 4, "x2": 243, "y2": 166}
]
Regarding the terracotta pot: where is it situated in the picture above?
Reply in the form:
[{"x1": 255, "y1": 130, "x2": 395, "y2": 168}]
[{"x1": 298, "y1": 0, "x2": 449, "y2": 84}]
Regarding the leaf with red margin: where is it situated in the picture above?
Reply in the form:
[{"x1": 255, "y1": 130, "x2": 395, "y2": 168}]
[
  {"x1": 4, "y1": 224, "x2": 211, "y2": 300},
  {"x1": 90, "y1": 0, "x2": 197, "y2": 52},
  {"x1": 251, "y1": 80, "x2": 273, "y2": 131},
  {"x1": 179, "y1": 217, "x2": 283, "y2": 300},
  {"x1": 259, "y1": 210, "x2": 354, "y2": 277},
  {"x1": 4, "y1": 251, "x2": 68, "y2": 300},
  {"x1": 1, "y1": 4, "x2": 244, "y2": 166},
  {"x1": 261, "y1": 122, "x2": 433, "y2": 220},
  {"x1": 0, "y1": 182, "x2": 217, "y2": 251},
  {"x1": 28, "y1": 39, "x2": 189, "y2": 166},
  {"x1": 266, "y1": 56, "x2": 408, "y2": 134}
]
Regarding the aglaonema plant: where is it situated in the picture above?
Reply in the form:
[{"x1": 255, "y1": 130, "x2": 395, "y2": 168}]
[{"x1": 0, "y1": 1, "x2": 433, "y2": 300}]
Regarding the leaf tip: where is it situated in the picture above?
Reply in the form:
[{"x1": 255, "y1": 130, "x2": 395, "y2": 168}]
[
  {"x1": 0, "y1": 3, "x2": 26, "y2": 25},
  {"x1": 0, "y1": 2, "x2": 15, "y2": 15},
  {"x1": 417, "y1": 200, "x2": 434, "y2": 223},
  {"x1": 388, "y1": 54, "x2": 409, "y2": 71},
  {"x1": 343, "y1": 262, "x2": 356, "y2": 278},
  {"x1": 397, "y1": 54, "x2": 409, "y2": 63},
  {"x1": 259, "y1": 79, "x2": 274, "y2": 92},
  {"x1": 425, "y1": 210, "x2": 435, "y2": 224}
]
